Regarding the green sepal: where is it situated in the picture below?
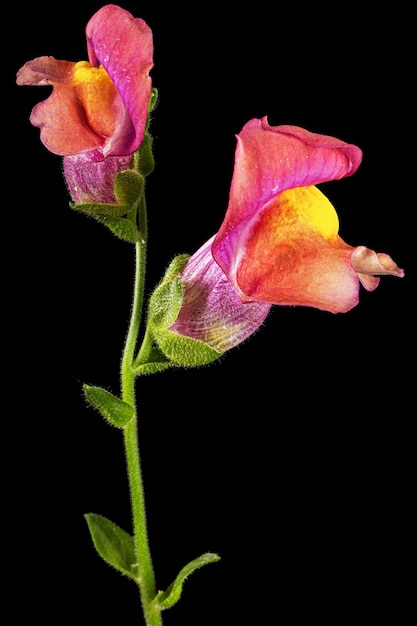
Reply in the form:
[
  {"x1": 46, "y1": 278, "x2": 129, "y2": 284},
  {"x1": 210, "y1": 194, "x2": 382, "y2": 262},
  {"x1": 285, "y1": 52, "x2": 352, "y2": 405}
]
[
  {"x1": 114, "y1": 169, "x2": 144, "y2": 205},
  {"x1": 135, "y1": 361, "x2": 173, "y2": 375},
  {"x1": 134, "y1": 88, "x2": 158, "y2": 177},
  {"x1": 83, "y1": 384, "x2": 134, "y2": 428},
  {"x1": 162, "y1": 254, "x2": 190, "y2": 281},
  {"x1": 152, "y1": 328, "x2": 221, "y2": 366},
  {"x1": 148, "y1": 255, "x2": 190, "y2": 328},
  {"x1": 134, "y1": 344, "x2": 174, "y2": 376},
  {"x1": 148, "y1": 88, "x2": 158, "y2": 114},
  {"x1": 69, "y1": 201, "x2": 130, "y2": 219},
  {"x1": 69, "y1": 170, "x2": 144, "y2": 218},
  {"x1": 137, "y1": 132, "x2": 155, "y2": 177},
  {"x1": 147, "y1": 254, "x2": 222, "y2": 367},
  {"x1": 93, "y1": 215, "x2": 141, "y2": 243},
  {"x1": 84, "y1": 513, "x2": 139, "y2": 580},
  {"x1": 153, "y1": 552, "x2": 220, "y2": 610}
]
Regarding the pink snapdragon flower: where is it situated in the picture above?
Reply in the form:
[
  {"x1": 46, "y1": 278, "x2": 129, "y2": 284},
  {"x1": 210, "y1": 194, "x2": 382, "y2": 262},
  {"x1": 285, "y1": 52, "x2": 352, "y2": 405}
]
[
  {"x1": 16, "y1": 4, "x2": 153, "y2": 161},
  {"x1": 210, "y1": 117, "x2": 404, "y2": 314},
  {"x1": 166, "y1": 118, "x2": 404, "y2": 356},
  {"x1": 16, "y1": 4, "x2": 154, "y2": 203}
]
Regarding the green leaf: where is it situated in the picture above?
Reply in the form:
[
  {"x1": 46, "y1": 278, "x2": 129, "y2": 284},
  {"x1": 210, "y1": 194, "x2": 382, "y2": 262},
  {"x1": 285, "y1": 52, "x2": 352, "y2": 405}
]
[
  {"x1": 84, "y1": 513, "x2": 139, "y2": 580},
  {"x1": 83, "y1": 384, "x2": 134, "y2": 428},
  {"x1": 153, "y1": 552, "x2": 220, "y2": 610}
]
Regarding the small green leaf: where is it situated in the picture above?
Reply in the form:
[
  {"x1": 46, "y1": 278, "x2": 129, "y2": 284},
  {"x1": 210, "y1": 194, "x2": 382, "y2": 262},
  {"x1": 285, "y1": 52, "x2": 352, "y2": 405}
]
[
  {"x1": 153, "y1": 552, "x2": 220, "y2": 610},
  {"x1": 83, "y1": 384, "x2": 134, "y2": 428},
  {"x1": 84, "y1": 513, "x2": 139, "y2": 580}
]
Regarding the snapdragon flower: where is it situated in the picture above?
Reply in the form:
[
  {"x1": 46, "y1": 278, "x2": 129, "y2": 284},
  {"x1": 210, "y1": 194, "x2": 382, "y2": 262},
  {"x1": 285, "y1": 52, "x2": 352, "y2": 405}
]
[
  {"x1": 159, "y1": 118, "x2": 404, "y2": 363},
  {"x1": 211, "y1": 117, "x2": 404, "y2": 314},
  {"x1": 16, "y1": 4, "x2": 154, "y2": 203}
]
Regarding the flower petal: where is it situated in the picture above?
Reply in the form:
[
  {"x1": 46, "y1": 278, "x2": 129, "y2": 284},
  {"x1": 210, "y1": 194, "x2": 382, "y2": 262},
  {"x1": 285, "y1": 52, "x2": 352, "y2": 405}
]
[
  {"x1": 351, "y1": 246, "x2": 405, "y2": 291},
  {"x1": 16, "y1": 56, "x2": 74, "y2": 85},
  {"x1": 16, "y1": 57, "x2": 105, "y2": 155},
  {"x1": 351, "y1": 246, "x2": 405, "y2": 278},
  {"x1": 212, "y1": 117, "x2": 362, "y2": 286},
  {"x1": 86, "y1": 4, "x2": 153, "y2": 157},
  {"x1": 169, "y1": 236, "x2": 271, "y2": 352},
  {"x1": 63, "y1": 153, "x2": 133, "y2": 204},
  {"x1": 215, "y1": 117, "x2": 362, "y2": 241},
  {"x1": 212, "y1": 118, "x2": 404, "y2": 314},
  {"x1": 234, "y1": 188, "x2": 362, "y2": 313},
  {"x1": 16, "y1": 5, "x2": 153, "y2": 160}
]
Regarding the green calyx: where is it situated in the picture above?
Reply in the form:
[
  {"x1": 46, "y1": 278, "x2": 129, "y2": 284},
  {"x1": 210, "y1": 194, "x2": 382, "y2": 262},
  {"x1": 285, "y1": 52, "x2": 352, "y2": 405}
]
[{"x1": 145, "y1": 255, "x2": 222, "y2": 368}]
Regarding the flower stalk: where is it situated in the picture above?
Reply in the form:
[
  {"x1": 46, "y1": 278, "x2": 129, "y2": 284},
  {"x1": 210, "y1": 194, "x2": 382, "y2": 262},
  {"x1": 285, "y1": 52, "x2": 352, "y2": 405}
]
[{"x1": 120, "y1": 235, "x2": 160, "y2": 625}]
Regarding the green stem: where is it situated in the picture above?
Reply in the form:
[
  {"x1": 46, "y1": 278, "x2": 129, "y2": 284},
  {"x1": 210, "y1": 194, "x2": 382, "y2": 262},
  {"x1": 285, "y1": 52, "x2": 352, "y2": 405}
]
[{"x1": 120, "y1": 190, "x2": 163, "y2": 626}]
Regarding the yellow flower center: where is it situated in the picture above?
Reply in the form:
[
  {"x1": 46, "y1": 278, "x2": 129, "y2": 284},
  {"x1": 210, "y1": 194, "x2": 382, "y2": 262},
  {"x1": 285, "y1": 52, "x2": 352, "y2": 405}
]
[
  {"x1": 72, "y1": 61, "x2": 119, "y2": 138},
  {"x1": 278, "y1": 185, "x2": 339, "y2": 240}
]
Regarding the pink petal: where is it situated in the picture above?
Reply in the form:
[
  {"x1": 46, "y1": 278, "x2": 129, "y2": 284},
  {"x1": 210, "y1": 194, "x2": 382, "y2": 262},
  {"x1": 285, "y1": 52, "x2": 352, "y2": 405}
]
[
  {"x1": 212, "y1": 117, "x2": 362, "y2": 280},
  {"x1": 170, "y1": 236, "x2": 271, "y2": 352},
  {"x1": 17, "y1": 57, "x2": 107, "y2": 156},
  {"x1": 86, "y1": 4, "x2": 154, "y2": 157},
  {"x1": 218, "y1": 117, "x2": 362, "y2": 235},
  {"x1": 16, "y1": 56, "x2": 74, "y2": 86},
  {"x1": 63, "y1": 153, "x2": 133, "y2": 204}
]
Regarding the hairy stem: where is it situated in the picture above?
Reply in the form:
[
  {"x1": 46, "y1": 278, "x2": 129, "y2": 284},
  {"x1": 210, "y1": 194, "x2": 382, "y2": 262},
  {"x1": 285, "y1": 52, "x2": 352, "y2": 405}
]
[{"x1": 120, "y1": 190, "x2": 162, "y2": 626}]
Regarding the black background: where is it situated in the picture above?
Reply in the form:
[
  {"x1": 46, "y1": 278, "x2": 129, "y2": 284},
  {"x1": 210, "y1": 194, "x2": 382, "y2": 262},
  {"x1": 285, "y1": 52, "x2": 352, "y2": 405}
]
[{"x1": 9, "y1": 1, "x2": 414, "y2": 624}]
